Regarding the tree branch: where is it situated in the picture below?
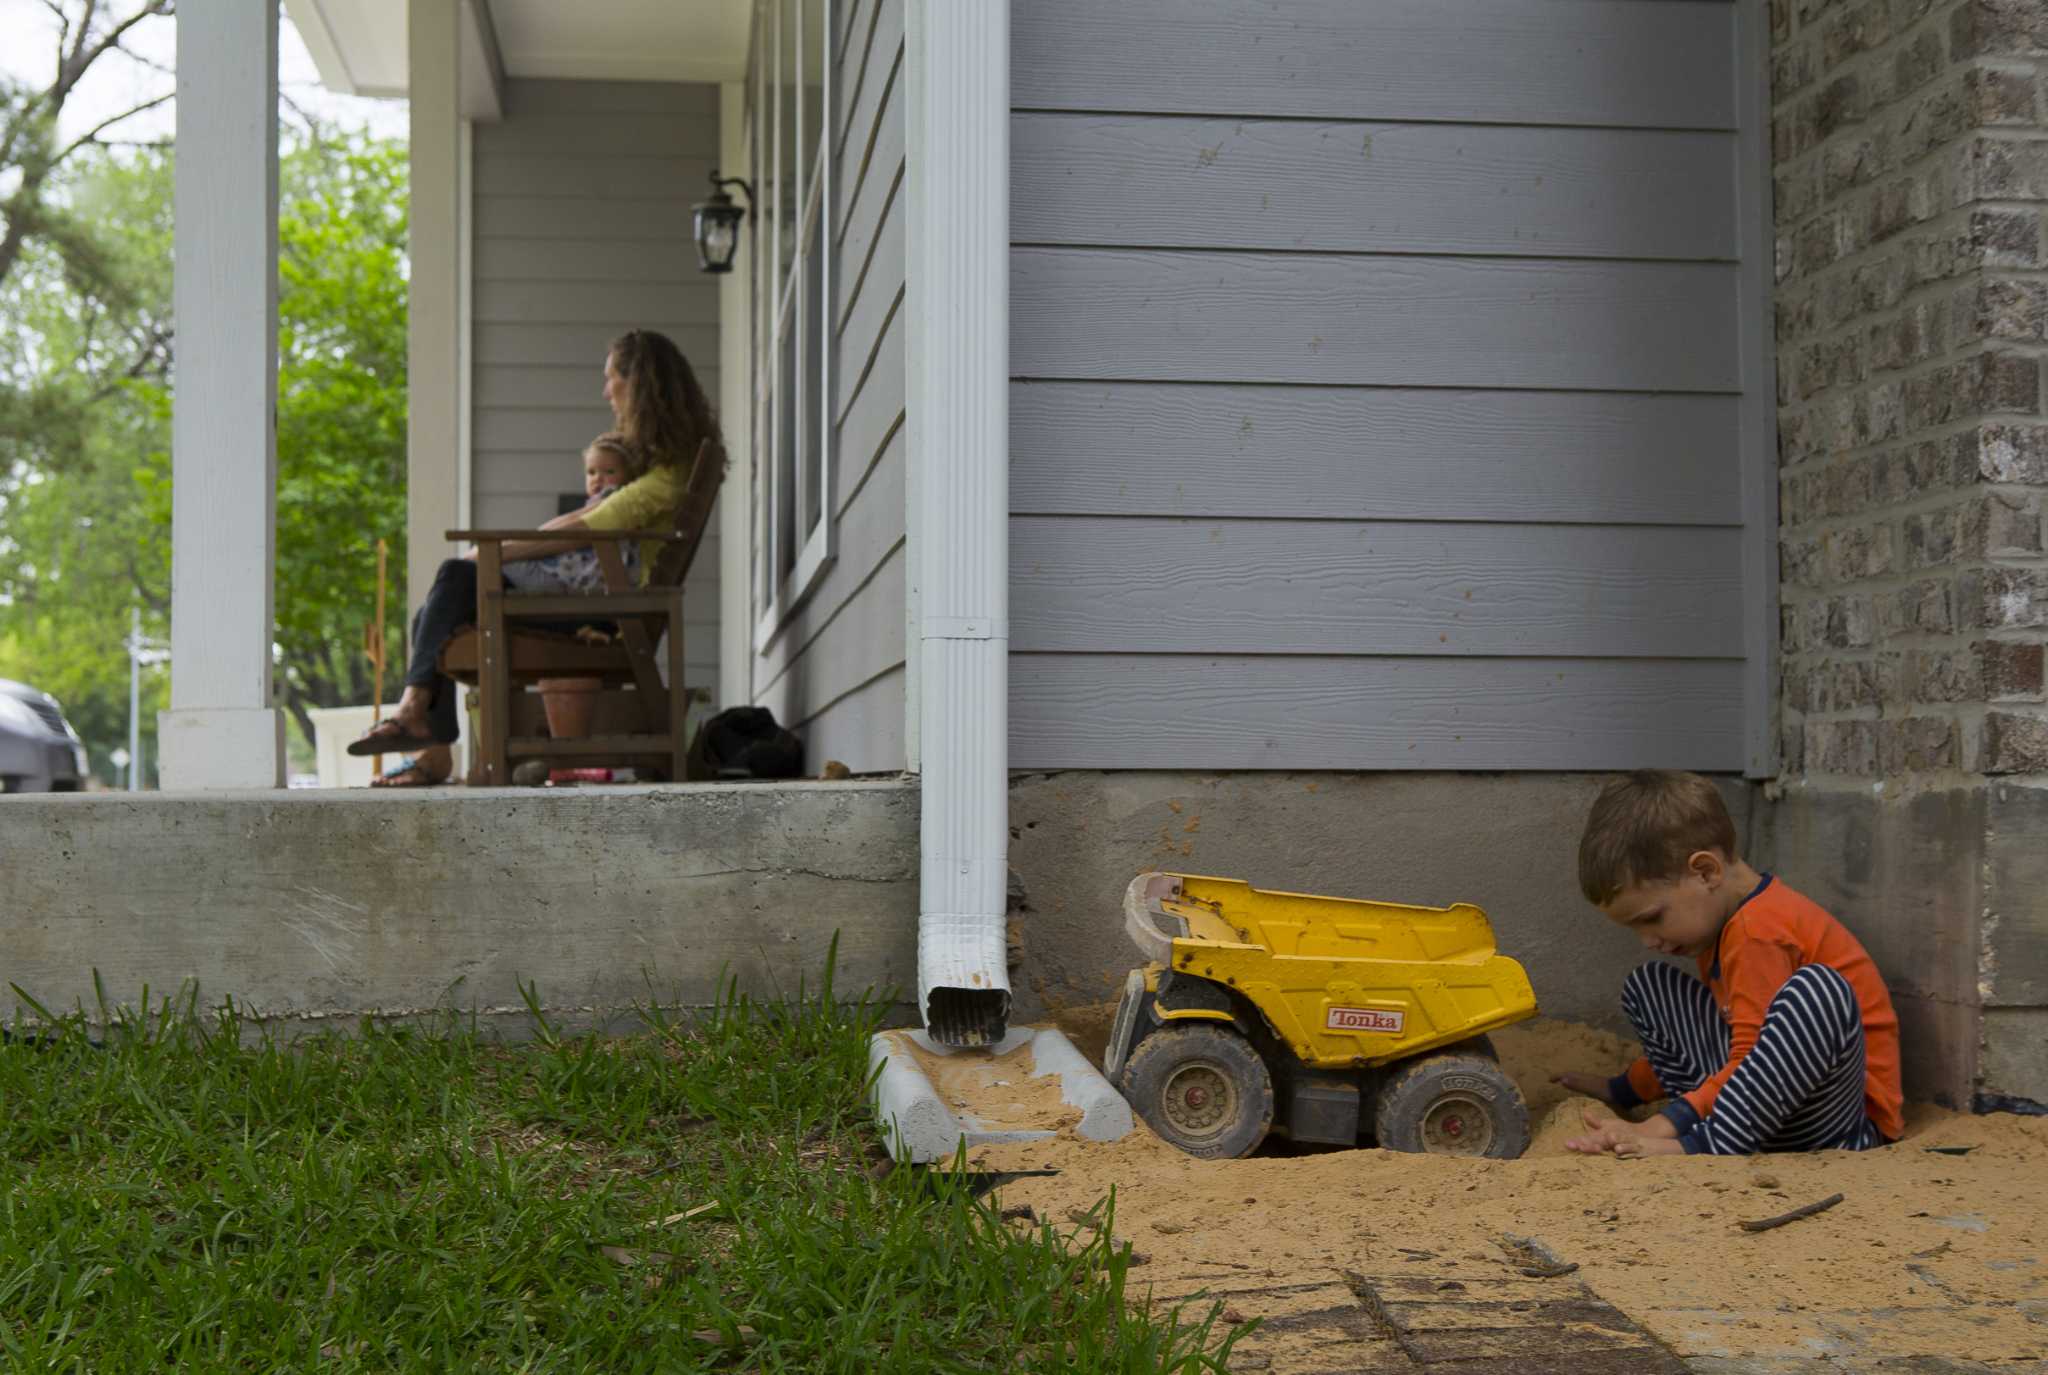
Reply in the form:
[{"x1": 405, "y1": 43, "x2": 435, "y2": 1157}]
[
  {"x1": 52, "y1": 90, "x2": 170, "y2": 166},
  {"x1": 36, "y1": 0, "x2": 72, "y2": 67},
  {"x1": 1, "y1": 4, "x2": 174, "y2": 293},
  {"x1": 59, "y1": 3, "x2": 163, "y2": 108},
  {"x1": 122, "y1": 547, "x2": 166, "y2": 616},
  {"x1": 85, "y1": 326, "x2": 171, "y2": 403}
]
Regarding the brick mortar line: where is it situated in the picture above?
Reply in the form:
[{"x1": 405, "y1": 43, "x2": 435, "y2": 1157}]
[
  {"x1": 1777, "y1": 287, "x2": 2033, "y2": 352},
  {"x1": 1781, "y1": 483, "x2": 2048, "y2": 535},
  {"x1": 1778, "y1": 269, "x2": 2048, "y2": 329},
  {"x1": 1775, "y1": 409, "x2": 2039, "y2": 464},
  {"x1": 1778, "y1": 331, "x2": 2038, "y2": 376},
  {"x1": 1780, "y1": 562, "x2": 2048, "y2": 601},
  {"x1": 1771, "y1": 1, "x2": 1978, "y2": 100},
  {"x1": 1768, "y1": 16, "x2": 2044, "y2": 104},
  {"x1": 1775, "y1": 237, "x2": 2002, "y2": 306},
  {"x1": 1778, "y1": 387, "x2": 2044, "y2": 431},
  {"x1": 1771, "y1": 126, "x2": 2048, "y2": 234}
]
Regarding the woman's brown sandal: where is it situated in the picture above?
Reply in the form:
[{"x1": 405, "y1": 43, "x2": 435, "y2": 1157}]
[
  {"x1": 347, "y1": 717, "x2": 441, "y2": 757},
  {"x1": 368, "y1": 758, "x2": 451, "y2": 788}
]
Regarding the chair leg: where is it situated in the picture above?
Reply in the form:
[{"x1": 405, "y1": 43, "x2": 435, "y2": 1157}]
[
  {"x1": 478, "y1": 546, "x2": 509, "y2": 786},
  {"x1": 667, "y1": 595, "x2": 688, "y2": 783}
]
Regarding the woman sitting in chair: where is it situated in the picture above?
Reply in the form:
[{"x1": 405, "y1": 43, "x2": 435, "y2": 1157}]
[{"x1": 348, "y1": 328, "x2": 721, "y2": 786}]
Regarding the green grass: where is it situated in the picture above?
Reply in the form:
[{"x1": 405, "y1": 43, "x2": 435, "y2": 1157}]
[{"x1": 0, "y1": 969, "x2": 1239, "y2": 1374}]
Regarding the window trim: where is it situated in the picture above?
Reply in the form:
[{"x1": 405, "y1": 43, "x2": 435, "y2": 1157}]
[{"x1": 751, "y1": 0, "x2": 836, "y2": 655}]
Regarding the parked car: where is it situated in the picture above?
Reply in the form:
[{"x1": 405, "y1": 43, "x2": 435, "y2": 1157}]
[{"x1": 0, "y1": 680, "x2": 89, "y2": 793}]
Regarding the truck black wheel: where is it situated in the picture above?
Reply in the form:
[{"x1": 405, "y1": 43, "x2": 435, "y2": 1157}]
[
  {"x1": 1118, "y1": 1024, "x2": 1274, "y2": 1159},
  {"x1": 1373, "y1": 1053, "x2": 1529, "y2": 1160}
]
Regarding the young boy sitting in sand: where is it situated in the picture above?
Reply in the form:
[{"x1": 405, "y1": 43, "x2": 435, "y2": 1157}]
[{"x1": 1554, "y1": 770, "x2": 1903, "y2": 1158}]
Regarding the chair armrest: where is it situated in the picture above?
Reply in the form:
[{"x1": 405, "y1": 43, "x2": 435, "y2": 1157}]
[{"x1": 445, "y1": 529, "x2": 681, "y2": 543}]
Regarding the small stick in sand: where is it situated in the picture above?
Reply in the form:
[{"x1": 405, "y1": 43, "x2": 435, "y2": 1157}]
[{"x1": 1740, "y1": 1191, "x2": 1844, "y2": 1232}]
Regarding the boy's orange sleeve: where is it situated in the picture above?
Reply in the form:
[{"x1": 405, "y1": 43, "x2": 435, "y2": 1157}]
[
  {"x1": 1680, "y1": 936, "x2": 1800, "y2": 1122},
  {"x1": 1624, "y1": 1057, "x2": 1664, "y2": 1104}
]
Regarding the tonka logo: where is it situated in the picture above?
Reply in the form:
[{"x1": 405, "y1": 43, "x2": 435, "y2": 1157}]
[{"x1": 1325, "y1": 1006, "x2": 1405, "y2": 1034}]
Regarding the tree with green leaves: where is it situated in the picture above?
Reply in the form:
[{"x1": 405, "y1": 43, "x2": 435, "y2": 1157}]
[{"x1": 2, "y1": 102, "x2": 408, "y2": 780}]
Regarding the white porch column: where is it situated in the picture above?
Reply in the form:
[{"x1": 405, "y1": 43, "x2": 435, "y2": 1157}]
[
  {"x1": 907, "y1": 0, "x2": 1011, "y2": 1043},
  {"x1": 159, "y1": 1, "x2": 285, "y2": 790},
  {"x1": 408, "y1": 0, "x2": 463, "y2": 614},
  {"x1": 717, "y1": 80, "x2": 752, "y2": 710}
]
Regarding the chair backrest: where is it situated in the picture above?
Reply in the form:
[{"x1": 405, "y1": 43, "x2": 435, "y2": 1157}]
[{"x1": 646, "y1": 437, "x2": 725, "y2": 589}]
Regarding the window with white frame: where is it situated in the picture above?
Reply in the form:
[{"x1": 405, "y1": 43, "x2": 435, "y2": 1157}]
[{"x1": 750, "y1": 0, "x2": 833, "y2": 644}]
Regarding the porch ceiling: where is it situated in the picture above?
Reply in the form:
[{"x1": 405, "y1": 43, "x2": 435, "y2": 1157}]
[{"x1": 286, "y1": 0, "x2": 750, "y2": 98}]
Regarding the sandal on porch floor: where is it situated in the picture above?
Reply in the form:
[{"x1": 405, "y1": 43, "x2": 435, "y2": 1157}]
[
  {"x1": 368, "y1": 759, "x2": 450, "y2": 788},
  {"x1": 347, "y1": 718, "x2": 440, "y2": 757}
]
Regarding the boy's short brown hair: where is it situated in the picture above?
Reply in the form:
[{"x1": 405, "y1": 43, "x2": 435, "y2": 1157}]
[{"x1": 1577, "y1": 770, "x2": 1739, "y2": 904}]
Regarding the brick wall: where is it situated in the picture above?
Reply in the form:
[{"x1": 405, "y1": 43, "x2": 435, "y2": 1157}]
[
  {"x1": 1773, "y1": 0, "x2": 2048, "y2": 782},
  {"x1": 1768, "y1": 0, "x2": 2048, "y2": 1110}
]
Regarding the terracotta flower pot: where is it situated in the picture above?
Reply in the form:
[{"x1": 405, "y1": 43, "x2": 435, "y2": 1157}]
[{"x1": 538, "y1": 676, "x2": 602, "y2": 739}]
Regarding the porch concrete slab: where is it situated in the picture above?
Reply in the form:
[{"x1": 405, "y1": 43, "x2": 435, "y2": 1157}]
[
  {"x1": 868, "y1": 1024, "x2": 1134, "y2": 1163},
  {"x1": 0, "y1": 781, "x2": 918, "y2": 1034}
]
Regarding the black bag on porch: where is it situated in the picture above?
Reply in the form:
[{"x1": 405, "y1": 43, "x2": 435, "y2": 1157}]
[{"x1": 685, "y1": 706, "x2": 804, "y2": 781}]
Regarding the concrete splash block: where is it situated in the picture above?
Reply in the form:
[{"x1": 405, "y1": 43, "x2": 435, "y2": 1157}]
[{"x1": 868, "y1": 1024, "x2": 1134, "y2": 1163}]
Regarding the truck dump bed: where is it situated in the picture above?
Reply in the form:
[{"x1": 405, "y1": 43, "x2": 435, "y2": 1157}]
[{"x1": 1126, "y1": 873, "x2": 1539, "y2": 1070}]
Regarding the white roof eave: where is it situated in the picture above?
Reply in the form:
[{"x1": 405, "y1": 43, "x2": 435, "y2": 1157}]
[{"x1": 287, "y1": 0, "x2": 748, "y2": 108}]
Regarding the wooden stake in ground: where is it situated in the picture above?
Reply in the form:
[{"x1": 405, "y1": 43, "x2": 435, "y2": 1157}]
[
  {"x1": 364, "y1": 539, "x2": 388, "y2": 781},
  {"x1": 1740, "y1": 1192, "x2": 1844, "y2": 1232}
]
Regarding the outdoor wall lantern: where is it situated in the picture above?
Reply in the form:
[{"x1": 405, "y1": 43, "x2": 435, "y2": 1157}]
[{"x1": 693, "y1": 171, "x2": 753, "y2": 274}]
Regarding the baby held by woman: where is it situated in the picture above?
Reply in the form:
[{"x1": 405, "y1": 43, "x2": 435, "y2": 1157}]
[{"x1": 501, "y1": 431, "x2": 644, "y2": 594}]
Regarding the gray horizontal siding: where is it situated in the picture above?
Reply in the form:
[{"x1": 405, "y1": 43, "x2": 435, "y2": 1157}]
[
  {"x1": 750, "y1": 0, "x2": 907, "y2": 772},
  {"x1": 1011, "y1": 656, "x2": 1747, "y2": 772},
  {"x1": 789, "y1": 664, "x2": 906, "y2": 775},
  {"x1": 1011, "y1": 250, "x2": 1740, "y2": 392},
  {"x1": 470, "y1": 195, "x2": 705, "y2": 242},
  {"x1": 475, "y1": 322, "x2": 719, "y2": 368},
  {"x1": 1013, "y1": 116, "x2": 1738, "y2": 261},
  {"x1": 1011, "y1": 0, "x2": 1737, "y2": 130},
  {"x1": 1011, "y1": 519, "x2": 1744, "y2": 658},
  {"x1": 471, "y1": 77, "x2": 723, "y2": 703},
  {"x1": 475, "y1": 281, "x2": 717, "y2": 324},
  {"x1": 1009, "y1": 0, "x2": 1760, "y2": 772},
  {"x1": 1010, "y1": 382, "x2": 1740, "y2": 524},
  {"x1": 475, "y1": 154, "x2": 717, "y2": 203},
  {"x1": 475, "y1": 238, "x2": 703, "y2": 284}
]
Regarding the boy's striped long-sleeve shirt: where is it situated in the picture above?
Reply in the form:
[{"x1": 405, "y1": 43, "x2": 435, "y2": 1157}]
[{"x1": 1613, "y1": 876, "x2": 1904, "y2": 1142}]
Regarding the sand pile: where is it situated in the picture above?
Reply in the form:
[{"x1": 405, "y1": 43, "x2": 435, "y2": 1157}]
[
  {"x1": 896, "y1": 1032, "x2": 1082, "y2": 1134},
  {"x1": 970, "y1": 1017, "x2": 2048, "y2": 1368}
]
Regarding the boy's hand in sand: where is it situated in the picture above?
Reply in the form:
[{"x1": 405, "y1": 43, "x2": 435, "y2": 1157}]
[
  {"x1": 1550, "y1": 1071, "x2": 1618, "y2": 1104},
  {"x1": 1565, "y1": 1105, "x2": 1683, "y2": 1158}
]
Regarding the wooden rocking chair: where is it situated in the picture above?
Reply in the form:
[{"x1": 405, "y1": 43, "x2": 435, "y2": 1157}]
[{"x1": 439, "y1": 439, "x2": 723, "y2": 786}]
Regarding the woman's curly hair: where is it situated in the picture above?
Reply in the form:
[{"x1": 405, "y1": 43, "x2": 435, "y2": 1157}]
[{"x1": 608, "y1": 328, "x2": 722, "y2": 471}]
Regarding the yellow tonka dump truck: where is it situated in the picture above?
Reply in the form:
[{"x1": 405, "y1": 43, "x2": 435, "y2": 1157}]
[{"x1": 1105, "y1": 872, "x2": 1539, "y2": 1160}]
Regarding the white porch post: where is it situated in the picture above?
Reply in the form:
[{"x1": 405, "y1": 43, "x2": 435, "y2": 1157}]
[
  {"x1": 408, "y1": 0, "x2": 463, "y2": 615},
  {"x1": 717, "y1": 80, "x2": 752, "y2": 711},
  {"x1": 906, "y1": 0, "x2": 1011, "y2": 1043},
  {"x1": 159, "y1": 1, "x2": 285, "y2": 790}
]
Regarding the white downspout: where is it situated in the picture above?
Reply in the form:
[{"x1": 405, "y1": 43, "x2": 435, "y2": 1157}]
[{"x1": 905, "y1": 0, "x2": 1011, "y2": 1045}]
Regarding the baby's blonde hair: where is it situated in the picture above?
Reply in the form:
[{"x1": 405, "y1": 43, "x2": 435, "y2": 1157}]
[{"x1": 586, "y1": 431, "x2": 649, "y2": 482}]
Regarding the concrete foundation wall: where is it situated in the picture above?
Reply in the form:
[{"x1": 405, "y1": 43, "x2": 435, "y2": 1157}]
[
  {"x1": 1004, "y1": 771, "x2": 1758, "y2": 1037},
  {"x1": 0, "y1": 783, "x2": 919, "y2": 1035},
  {"x1": 10, "y1": 770, "x2": 2032, "y2": 1107},
  {"x1": 1751, "y1": 784, "x2": 1986, "y2": 1107}
]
